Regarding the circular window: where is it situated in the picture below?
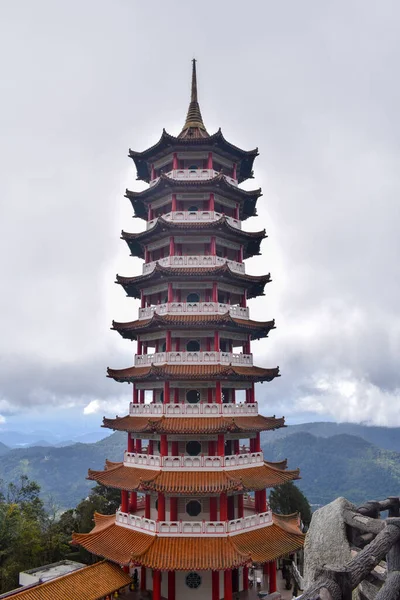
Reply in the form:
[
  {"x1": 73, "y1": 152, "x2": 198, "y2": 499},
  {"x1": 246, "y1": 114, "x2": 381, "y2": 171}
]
[
  {"x1": 186, "y1": 390, "x2": 200, "y2": 404},
  {"x1": 186, "y1": 440, "x2": 201, "y2": 456},
  {"x1": 186, "y1": 501, "x2": 202, "y2": 518},
  {"x1": 186, "y1": 572, "x2": 202, "y2": 589},
  {"x1": 187, "y1": 292, "x2": 200, "y2": 303},
  {"x1": 186, "y1": 340, "x2": 200, "y2": 352}
]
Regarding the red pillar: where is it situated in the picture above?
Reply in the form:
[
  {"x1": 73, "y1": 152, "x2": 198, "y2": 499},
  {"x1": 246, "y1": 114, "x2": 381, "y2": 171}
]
[
  {"x1": 211, "y1": 235, "x2": 216, "y2": 255},
  {"x1": 164, "y1": 381, "x2": 170, "y2": 403},
  {"x1": 233, "y1": 439, "x2": 240, "y2": 454},
  {"x1": 145, "y1": 494, "x2": 150, "y2": 519},
  {"x1": 168, "y1": 570, "x2": 176, "y2": 600},
  {"x1": 269, "y1": 561, "x2": 277, "y2": 592},
  {"x1": 160, "y1": 434, "x2": 168, "y2": 456},
  {"x1": 169, "y1": 236, "x2": 175, "y2": 256},
  {"x1": 129, "y1": 491, "x2": 137, "y2": 513},
  {"x1": 133, "y1": 384, "x2": 139, "y2": 403},
  {"x1": 140, "y1": 566, "x2": 146, "y2": 590},
  {"x1": 238, "y1": 494, "x2": 244, "y2": 518},
  {"x1": 209, "y1": 192, "x2": 215, "y2": 211},
  {"x1": 167, "y1": 282, "x2": 173, "y2": 302},
  {"x1": 172, "y1": 152, "x2": 178, "y2": 169},
  {"x1": 241, "y1": 290, "x2": 247, "y2": 308},
  {"x1": 232, "y1": 163, "x2": 237, "y2": 179},
  {"x1": 170, "y1": 497, "x2": 178, "y2": 521},
  {"x1": 150, "y1": 164, "x2": 155, "y2": 180},
  {"x1": 171, "y1": 440, "x2": 179, "y2": 456},
  {"x1": 224, "y1": 570, "x2": 232, "y2": 600},
  {"x1": 127, "y1": 433, "x2": 135, "y2": 453},
  {"x1": 207, "y1": 152, "x2": 213, "y2": 169},
  {"x1": 212, "y1": 281, "x2": 218, "y2": 302},
  {"x1": 174, "y1": 388, "x2": 179, "y2": 403},
  {"x1": 171, "y1": 193, "x2": 177, "y2": 211},
  {"x1": 217, "y1": 433, "x2": 225, "y2": 456},
  {"x1": 208, "y1": 440, "x2": 216, "y2": 456},
  {"x1": 207, "y1": 387, "x2": 213, "y2": 403},
  {"x1": 121, "y1": 490, "x2": 128, "y2": 512},
  {"x1": 250, "y1": 382, "x2": 255, "y2": 403},
  {"x1": 214, "y1": 330, "x2": 220, "y2": 351},
  {"x1": 153, "y1": 569, "x2": 161, "y2": 600},
  {"x1": 243, "y1": 565, "x2": 249, "y2": 590},
  {"x1": 210, "y1": 497, "x2": 218, "y2": 520},
  {"x1": 148, "y1": 439, "x2": 154, "y2": 454},
  {"x1": 140, "y1": 291, "x2": 145, "y2": 308},
  {"x1": 220, "y1": 493, "x2": 228, "y2": 520},
  {"x1": 216, "y1": 381, "x2": 222, "y2": 404},
  {"x1": 139, "y1": 389, "x2": 145, "y2": 404},
  {"x1": 255, "y1": 432, "x2": 261, "y2": 452},
  {"x1": 135, "y1": 438, "x2": 142, "y2": 453},
  {"x1": 259, "y1": 488, "x2": 267, "y2": 512},
  {"x1": 212, "y1": 571, "x2": 219, "y2": 600},
  {"x1": 157, "y1": 492, "x2": 165, "y2": 521},
  {"x1": 166, "y1": 331, "x2": 172, "y2": 352}
]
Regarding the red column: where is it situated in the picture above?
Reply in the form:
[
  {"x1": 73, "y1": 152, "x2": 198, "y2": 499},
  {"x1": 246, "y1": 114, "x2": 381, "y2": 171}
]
[
  {"x1": 148, "y1": 440, "x2": 154, "y2": 454},
  {"x1": 129, "y1": 491, "x2": 137, "y2": 513},
  {"x1": 147, "y1": 205, "x2": 152, "y2": 221},
  {"x1": 172, "y1": 152, "x2": 178, "y2": 169},
  {"x1": 145, "y1": 494, "x2": 150, "y2": 519},
  {"x1": 164, "y1": 381, "x2": 170, "y2": 403},
  {"x1": 255, "y1": 432, "x2": 261, "y2": 452},
  {"x1": 153, "y1": 570, "x2": 161, "y2": 600},
  {"x1": 233, "y1": 440, "x2": 240, "y2": 454},
  {"x1": 212, "y1": 571, "x2": 219, "y2": 600},
  {"x1": 174, "y1": 388, "x2": 179, "y2": 403},
  {"x1": 224, "y1": 570, "x2": 232, "y2": 600},
  {"x1": 160, "y1": 435, "x2": 168, "y2": 456},
  {"x1": 157, "y1": 492, "x2": 165, "y2": 521},
  {"x1": 238, "y1": 494, "x2": 244, "y2": 518},
  {"x1": 168, "y1": 570, "x2": 176, "y2": 600},
  {"x1": 211, "y1": 236, "x2": 216, "y2": 255},
  {"x1": 214, "y1": 330, "x2": 220, "y2": 351},
  {"x1": 212, "y1": 282, "x2": 218, "y2": 302},
  {"x1": 217, "y1": 433, "x2": 224, "y2": 456},
  {"x1": 238, "y1": 245, "x2": 244, "y2": 263},
  {"x1": 127, "y1": 433, "x2": 135, "y2": 453},
  {"x1": 241, "y1": 290, "x2": 247, "y2": 308},
  {"x1": 250, "y1": 382, "x2": 255, "y2": 403},
  {"x1": 140, "y1": 566, "x2": 146, "y2": 590},
  {"x1": 166, "y1": 331, "x2": 172, "y2": 352},
  {"x1": 232, "y1": 163, "x2": 237, "y2": 179},
  {"x1": 220, "y1": 493, "x2": 228, "y2": 520},
  {"x1": 228, "y1": 496, "x2": 235, "y2": 520},
  {"x1": 235, "y1": 203, "x2": 240, "y2": 220},
  {"x1": 254, "y1": 490, "x2": 260, "y2": 513},
  {"x1": 140, "y1": 291, "x2": 145, "y2": 308},
  {"x1": 121, "y1": 490, "x2": 129, "y2": 512},
  {"x1": 150, "y1": 164, "x2": 155, "y2": 180},
  {"x1": 171, "y1": 193, "x2": 177, "y2": 211},
  {"x1": 209, "y1": 192, "x2": 215, "y2": 211},
  {"x1": 169, "y1": 236, "x2": 175, "y2": 256},
  {"x1": 208, "y1": 440, "x2": 216, "y2": 456},
  {"x1": 207, "y1": 152, "x2": 213, "y2": 169},
  {"x1": 133, "y1": 384, "x2": 139, "y2": 404},
  {"x1": 139, "y1": 389, "x2": 145, "y2": 404},
  {"x1": 243, "y1": 565, "x2": 249, "y2": 590},
  {"x1": 135, "y1": 438, "x2": 142, "y2": 452},
  {"x1": 216, "y1": 382, "x2": 222, "y2": 404},
  {"x1": 269, "y1": 561, "x2": 277, "y2": 592},
  {"x1": 170, "y1": 497, "x2": 178, "y2": 521},
  {"x1": 207, "y1": 387, "x2": 213, "y2": 403},
  {"x1": 167, "y1": 282, "x2": 173, "y2": 302},
  {"x1": 171, "y1": 440, "x2": 179, "y2": 455},
  {"x1": 123, "y1": 565, "x2": 129, "y2": 574},
  {"x1": 210, "y1": 497, "x2": 218, "y2": 520},
  {"x1": 259, "y1": 489, "x2": 267, "y2": 513}
]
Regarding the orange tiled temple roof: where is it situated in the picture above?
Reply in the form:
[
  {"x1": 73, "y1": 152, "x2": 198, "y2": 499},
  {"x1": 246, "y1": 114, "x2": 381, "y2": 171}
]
[
  {"x1": 87, "y1": 460, "x2": 300, "y2": 494},
  {"x1": 102, "y1": 414, "x2": 285, "y2": 434},
  {"x1": 116, "y1": 263, "x2": 271, "y2": 300},
  {"x1": 4, "y1": 560, "x2": 131, "y2": 600},
  {"x1": 112, "y1": 313, "x2": 275, "y2": 341},
  {"x1": 72, "y1": 513, "x2": 304, "y2": 569},
  {"x1": 107, "y1": 364, "x2": 279, "y2": 383}
]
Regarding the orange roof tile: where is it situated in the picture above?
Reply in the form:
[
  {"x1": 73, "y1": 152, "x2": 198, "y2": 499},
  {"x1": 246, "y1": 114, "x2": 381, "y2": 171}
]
[
  {"x1": 72, "y1": 515, "x2": 304, "y2": 569},
  {"x1": 102, "y1": 414, "x2": 285, "y2": 434},
  {"x1": 107, "y1": 363, "x2": 279, "y2": 383},
  {"x1": 4, "y1": 560, "x2": 131, "y2": 600},
  {"x1": 87, "y1": 461, "x2": 299, "y2": 494}
]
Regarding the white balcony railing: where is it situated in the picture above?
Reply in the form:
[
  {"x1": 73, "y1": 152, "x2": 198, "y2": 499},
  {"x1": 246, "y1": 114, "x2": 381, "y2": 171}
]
[
  {"x1": 149, "y1": 169, "x2": 238, "y2": 188},
  {"x1": 147, "y1": 211, "x2": 241, "y2": 230},
  {"x1": 134, "y1": 351, "x2": 253, "y2": 367},
  {"x1": 129, "y1": 402, "x2": 258, "y2": 417},
  {"x1": 142, "y1": 255, "x2": 245, "y2": 275},
  {"x1": 116, "y1": 510, "x2": 272, "y2": 537},
  {"x1": 138, "y1": 302, "x2": 249, "y2": 321},
  {"x1": 123, "y1": 450, "x2": 264, "y2": 471}
]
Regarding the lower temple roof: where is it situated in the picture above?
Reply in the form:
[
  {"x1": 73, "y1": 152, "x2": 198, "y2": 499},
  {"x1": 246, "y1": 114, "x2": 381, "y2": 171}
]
[
  {"x1": 72, "y1": 513, "x2": 304, "y2": 570},
  {"x1": 87, "y1": 460, "x2": 300, "y2": 494},
  {"x1": 102, "y1": 414, "x2": 285, "y2": 434}
]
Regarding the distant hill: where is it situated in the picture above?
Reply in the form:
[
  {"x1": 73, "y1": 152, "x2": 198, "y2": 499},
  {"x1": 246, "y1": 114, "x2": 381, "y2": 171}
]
[
  {"x1": 0, "y1": 432, "x2": 125, "y2": 509},
  {"x1": 0, "y1": 441, "x2": 10, "y2": 456},
  {"x1": 262, "y1": 422, "x2": 400, "y2": 453},
  {"x1": 262, "y1": 432, "x2": 400, "y2": 506},
  {"x1": 0, "y1": 429, "x2": 111, "y2": 449}
]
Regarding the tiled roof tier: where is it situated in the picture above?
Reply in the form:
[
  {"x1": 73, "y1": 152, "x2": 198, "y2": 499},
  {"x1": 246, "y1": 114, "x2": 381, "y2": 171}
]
[
  {"x1": 72, "y1": 513, "x2": 304, "y2": 569},
  {"x1": 87, "y1": 460, "x2": 300, "y2": 494},
  {"x1": 3, "y1": 560, "x2": 132, "y2": 600},
  {"x1": 102, "y1": 414, "x2": 285, "y2": 434},
  {"x1": 107, "y1": 364, "x2": 279, "y2": 384},
  {"x1": 112, "y1": 313, "x2": 275, "y2": 341},
  {"x1": 121, "y1": 216, "x2": 266, "y2": 259},
  {"x1": 128, "y1": 130, "x2": 258, "y2": 184},
  {"x1": 116, "y1": 263, "x2": 271, "y2": 299}
]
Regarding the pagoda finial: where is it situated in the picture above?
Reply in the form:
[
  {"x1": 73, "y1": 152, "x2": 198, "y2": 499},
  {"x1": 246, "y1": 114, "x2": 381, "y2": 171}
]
[{"x1": 178, "y1": 59, "x2": 209, "y2": 139}]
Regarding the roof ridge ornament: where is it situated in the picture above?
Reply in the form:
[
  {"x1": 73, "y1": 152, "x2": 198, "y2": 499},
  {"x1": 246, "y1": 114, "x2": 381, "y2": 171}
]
[{"x1": 178, "y1": 59, "x2": 209, "y2": 139}]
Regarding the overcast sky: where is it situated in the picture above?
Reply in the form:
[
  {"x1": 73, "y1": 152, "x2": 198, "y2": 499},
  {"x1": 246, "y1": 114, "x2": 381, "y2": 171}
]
[{"x1": 1, "y1": 0, "x2": 400, "y2": 435}]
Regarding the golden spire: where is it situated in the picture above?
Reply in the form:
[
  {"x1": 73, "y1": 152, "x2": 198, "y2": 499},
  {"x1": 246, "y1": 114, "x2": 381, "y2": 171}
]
[{"x1": 178, "y1": 59, "x2": 209, "y2": 138}]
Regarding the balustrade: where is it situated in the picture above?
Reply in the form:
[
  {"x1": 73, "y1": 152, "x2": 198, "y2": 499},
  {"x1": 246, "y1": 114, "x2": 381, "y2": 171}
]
[
  {"x1": 138, "y1": 302, "x2": 249, "y2": 320},
  {"x1": 147, "y1": 211, "x2": 241, "y2": 230},
  {"x1": 129, "y1": 402, "x2": 258, "y2": 417},
  {"x1": 142, "y1": 255, "x2": 245, "y2": 275},
  {"x1": 115, "y1": 510, "x2": 272, "y2": 537},
  {"x1": 134, "y1": 351, "x2": 253, "y2": 367},
  {"x1": 149, "y1": 169, "x2": 237, "y2": 187},
  {"x1": 123, "y1": 450, "x2": 264, "y2": 470}
]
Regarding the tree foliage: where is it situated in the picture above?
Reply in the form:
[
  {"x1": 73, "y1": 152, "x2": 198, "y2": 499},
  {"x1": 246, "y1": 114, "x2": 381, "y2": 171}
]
[{"x1": 269, "y1": 482, "x2": 312, "y2": 527}]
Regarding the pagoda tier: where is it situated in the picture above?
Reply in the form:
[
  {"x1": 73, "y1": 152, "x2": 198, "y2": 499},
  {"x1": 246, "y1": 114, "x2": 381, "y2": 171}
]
[
  {"x1": 125, "y1": 174, "x2": 261, "y2": 221},
  {"x1": 121, "y1": 217, "x2": 266, "y2": 259},
  {"x1": 88, "y1": 460, "x2": 300, "y2": 494},
  {"x1": 72, "y1": 512, "x2": 304, "y2": 569},
  {"x1": 116, "y1": 264, "x2": 271, "y2": 299},
  {"x1": 73, "y1": 61, "x2": 304, "y2": 600},
  {"x1": 112, "y1": 313, "x2": 275, "y2": 341}
]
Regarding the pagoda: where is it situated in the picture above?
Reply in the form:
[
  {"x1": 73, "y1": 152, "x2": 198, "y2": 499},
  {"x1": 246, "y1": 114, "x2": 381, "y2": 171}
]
[{"x1": 73, "y1": 61, "x2": 304, "y2": 600}]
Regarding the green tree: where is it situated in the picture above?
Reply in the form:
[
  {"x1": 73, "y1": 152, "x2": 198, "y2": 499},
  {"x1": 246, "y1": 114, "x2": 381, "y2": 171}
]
[{"x1": 269, "y1": 482, "x2": 312, "y2": 527}]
